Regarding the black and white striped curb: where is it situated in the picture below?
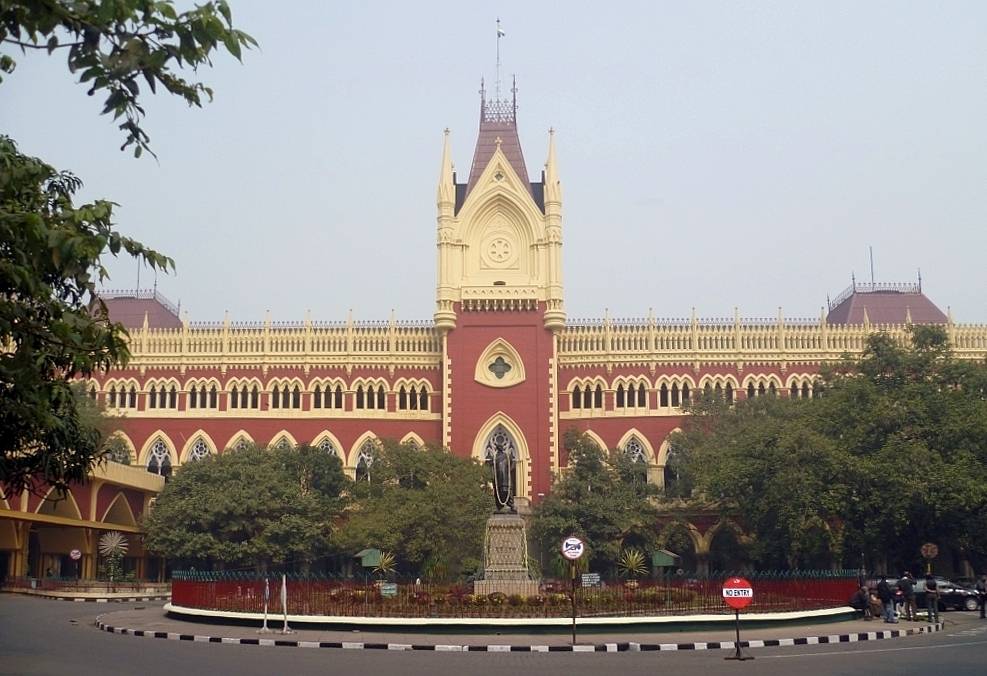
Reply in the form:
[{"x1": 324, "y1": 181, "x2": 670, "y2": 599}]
[
  {"x1": 94, "y1": 616, "x2": 943, "y2": 652},
  {"x1": 58, "y1": 595, "x2": 170, "y2": 603}
]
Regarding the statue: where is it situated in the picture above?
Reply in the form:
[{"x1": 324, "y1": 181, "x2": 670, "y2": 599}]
[{"x1": 486, "y1": 427, "x2": 516, "y2": 512}]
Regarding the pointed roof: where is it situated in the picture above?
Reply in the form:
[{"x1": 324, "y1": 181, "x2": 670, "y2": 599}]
[
  {"x1": 826, "y1": 282, "x2": 947, "y2": 325},
  {"x1": 465, "y1": 80, "x2": 531, "y2": 199},
  {"x1": 99, "y1": 289, "x2": 183, "y2": 329}
]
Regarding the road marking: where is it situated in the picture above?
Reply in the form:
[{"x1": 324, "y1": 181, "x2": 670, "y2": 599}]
[{"x1": 761, "y1": 639, "x2": 987, "y2": 658}]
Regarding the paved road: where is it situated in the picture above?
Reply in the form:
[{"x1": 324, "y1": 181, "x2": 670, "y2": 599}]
[{"x1": 2, "y1": 594, "x2": 986, "y2": 675}]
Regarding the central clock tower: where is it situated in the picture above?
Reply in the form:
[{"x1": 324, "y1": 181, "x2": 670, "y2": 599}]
[{"x1": 435, "y1": 83, "x2": 564, "y2": 508}]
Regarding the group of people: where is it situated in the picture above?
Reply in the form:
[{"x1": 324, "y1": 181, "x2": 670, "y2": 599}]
[{"x1": 849, "y1": 572, "x2": 987, "y2": 623}]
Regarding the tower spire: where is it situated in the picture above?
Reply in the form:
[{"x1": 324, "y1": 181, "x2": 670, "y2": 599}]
[{"x1": 437, "y1": 128, "x2": 454, "y2": 205}]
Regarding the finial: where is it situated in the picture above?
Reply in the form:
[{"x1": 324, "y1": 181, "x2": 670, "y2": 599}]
[
  {"x1": 917, "y1": 267, "x2": 922, "y2": 292},
  {"x1": 494, "y1": 136, "x2": 503, "y2": 148}
]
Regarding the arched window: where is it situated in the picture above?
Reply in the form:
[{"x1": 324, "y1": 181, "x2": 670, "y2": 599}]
[
  {"x1": 671, "y1": 384, "x2": 680, "y2": 407},
  {"x1": 209, "y1": 385, "x2": 217, "y2": 408},
  {"x1": 483, "y1": 425, "x2": 518, "y2": 473},
  {"x1": 681, "y1": 384, "x2": 690, "y2": 405},
  {"x1": 714, "y1": 383, "x2": 723, "y2": 400},
  {"x1": 624, "y1": 436, "x2": 647, "y2": 463},
  {"x1": 409, "y1": 386, "x2": 418, "y2": 410},
  {"x1": 790, "y1": 383, "x2": 799, "y2": 398},
  {"x1": 355, "y1": 439, "x2": 377, "y2": 482},
  {"x1": 583, "y1": 385, "x2": 592, "y2": 408},
  {"x1": 250, "y1": 385, "x2": 259, "y2": 409},
  {"x1": 399, "y1": 386, "x2": 408, "y2": 410},
  {"x1": 314, "y1": 385, "x2": 323, "y2": 409},
  {"x1": 148, "y1": 385, "x2": 157, "y2": 409},
  {"x1": 637, "y1": 383, "x2": 646, "y2": 407},
  {"x1": 616, "y1": 384, "x2": 625, "y2": 408},
  {"x1": 317, "y1": 438, "x2": 337, "y2": 457},
  {"x1": 572, "y1": 387, "x2": 582, "y2": 409},
  {"x1": 725, "y1": 383, "x2": 734, "y2": 403},
  {"x1": 128, "y1": 386, "x2": 137, "y2": 408},
  {"x1": 660, "y1": 384, "x2": 669, "y2": 407},
  {"x1": 107, "y1": 386, "x2": 116, "y2": 408},
  {"x1": 230, "y1": 385, "x2": 239, "y2": 409},
  {"x1": 281, "y1": 385, "x2": 291, "y2": 409},
  {"x1": 274, "y1": 437, "x2": 291, "y2": 451},
  {"x1": 189, "y1": 385, "x2": 198, "y2": 409},
  {"x1": 418, "y1": 387, "x2": 428, "y2": 411},
  {"x1": 187, "y1": 438, "x2": 210, "y2": 462},
  {"x1": 233, "y1": 437, "x2": 250, "y2": 452},
  {"x1": 802, "y1": 382, "x2": 811, "y2": 399},
  {"x1": 376, "y1": 386, "x2": 385, "y2": 410},
  {"x1": 757, "y1": 382, "x2": 766, "y2": 397},
  {"x1": 88, "y1": 385, "x2": 97, "y2": 400},
  {"x1": 356, "y1": 386, "x2": 365, "y2": 409},
  {"x1": 271, "y1": 385, "x2": 280, "y2": 409},
  {"x1": 704, "y1": 383, "x2": 713, "y2": 399},
  {"x1": 291, "y1": 385, "x2": 300, "y2": 409},
  {"x1": 768, "y1": 382, "x2": 777, "y2": 396},
  {"x1": 168, "y1": 385, "x2": 177, "y2": 409},
  {"x1": 594, "y1": 384, "x2": 603, "y2": 408},
  {"x1": 747, "y1": 383, "x2": 756, "y2": 399},
  {"x1": 334, "y1": 385, "x2": 343, "y2": 409},
  {"x1": 147, "y1": 439, "x2": 172, "y2": 477}
]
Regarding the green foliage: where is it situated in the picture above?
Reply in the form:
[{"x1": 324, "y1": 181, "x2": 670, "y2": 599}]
[
  {"x1": 0, "y1": 0, "x2": 256, "y2": 156},
  {"x1": 617, "y1": 547, "x2": 649, "y2": 579},
  {"x1": 142, "y1": 443, "x2": 348, "y2": 568},
  {"x1": 677, "y1": 325, "x2": 987, "y2": 570},
  {"x1": 532, "y1": 430, "x2": 661, "y2": 574},
  {"x1": 0, "y1": 137, "x2": 172, "y2": 493},
  {"x1": 0, "y1": 1, "x2": 252, "y2": 493},
  {"x1": 335, "y1": 440, "x2": 490, "y2": 580},
  {"x1": 373, "y1": 551, "x2": 396, "y2": 579}
]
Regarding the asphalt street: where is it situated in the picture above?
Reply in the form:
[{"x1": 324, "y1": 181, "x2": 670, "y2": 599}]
[{"x1": 2, "y1": 594, "x2": 985, "y2": 676}]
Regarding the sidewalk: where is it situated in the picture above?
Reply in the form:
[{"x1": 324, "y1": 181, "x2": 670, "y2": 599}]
[
  {"x1": 3, "y1": 588, "x2": 170, "y2": 602},
  {"x1": 96, "y1": 604, "x2": 950, "y2": 652}
]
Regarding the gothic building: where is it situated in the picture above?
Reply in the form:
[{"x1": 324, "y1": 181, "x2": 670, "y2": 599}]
[{"x1": 4, "y1": 86, "x2": 986, "y2": 579}]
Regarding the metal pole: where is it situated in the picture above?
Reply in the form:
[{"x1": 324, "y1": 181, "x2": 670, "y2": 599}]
[
  {"x1": 571, "y1": 561, "x2": 577, "y2": 646},
  {"x1": 724, "y1": 610, "x2": 754, "y2": 661}
]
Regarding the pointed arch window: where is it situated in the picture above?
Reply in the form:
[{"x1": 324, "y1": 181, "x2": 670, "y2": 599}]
[
  {"x1": 790, "y1": 383, "x2": 799, "y2": 398},
  {"x1": 571, "y1": 386, "x2": 582, "y2": 409},
  {"x1": 747, "y1": 383, "x2": 756, "y2": 399},
  {"x1": 128, "y1": 386, "x2": 137, "y2": 408},
  {"x1": 725, "y1": 383, "x2": 734, "y2": 403},
  {"x1": 168, "y1": 385, "x2": 177, "y2": 409},
  {"x1": 314, "y1": 385, "x2": 323, "y2": 409},
  {"x1": 334, "y1": 385, "x2": 343, "y2": 409},
  {"x1": 251, "y1": 385, "x2": 259, "y2": 409},
  {"x1": 615, "y1": 384, "x2": 625, "y2": 408},
  {"x1": 209, "y1": 385, "x2": 218, "y2": 408},
  {"x1": 624, "y1": 436, "x2": 647, "y2": 463},
  {"x1": 291, "y1": 385, "x2": 301, "y2": 409},
  {"x1": 376, "y1": 386, "x2": 385, "y2": 410},
  {"x1": 637, "y1": 383, "x2": 646, "y2": 407},
  {"x1": 660, "y1": 384, "x2": 669, "y2": 407},
  {"x1": 317, "y1": 438, "x2": 338, "y2": 457},
  {"x1": 681, "y1": 384, "x2": 690, "y2": 405},
  {"x1": 274, "y1": 437, "x2": 291, "y2": 451},
  {"x1": 147, "y1": 439, "x2": 172, "y2": 477},
  {"x1": 418, "y1": 387, "x2": 428, "y2": 411},
  {"x1": 148, "y1": 385, "x2": 157, "y2": 409},
  {"x1": 189, "y1": 385, "x2": 198, "y2": 409},
  {"x1": 355, "y1": 439, "x2": 378, "y2": 482},
  {"x1": 399, "y1": 386, "x2": 408, "y2": 410},
  {"x1": 594, "y1": 384, "x2": 603, "y2": 408},
  {"x1": 801, "y1": 382, "x2": 811, "y2": 399},
  {"x1": 768, "y1": 382, "x2": 777, "y2": 397},
  {"x1": 671, "y1": 384, "x2": 681, "y2": 407},
  {"x1": 356, "y1": 386, "x2": 365, "y2": 409},
  {"x1": 108, "y1": 386, "x2": 117, "y2": 408},
  {"x1": 187, "y1": 438, "x2": 210, "y2": 462},
  {"x1": 271, "y1": 385, "x2": 281, "y2": 409}
]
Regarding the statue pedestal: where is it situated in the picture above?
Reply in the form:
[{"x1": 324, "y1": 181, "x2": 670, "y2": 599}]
[{"x1": 473, "y1": 513, "x2": 539, "y2": 597}]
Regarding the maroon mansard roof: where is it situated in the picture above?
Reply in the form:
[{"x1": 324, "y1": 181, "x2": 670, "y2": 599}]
[
  {"x1": 99, "y1": 290, "x2": 183, "y2": 330},
  {"x1": 826, "y1": 283, "x2": 947, "y2": 325}
]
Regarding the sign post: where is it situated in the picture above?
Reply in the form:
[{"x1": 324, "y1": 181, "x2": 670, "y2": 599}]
[
  {"x1": 561, "y1": 536, "x2": 585, "y2": 647},
  {"x1": 257, "y1": 577, "x2": 271, "y2": 633},
  {"x1": 722, "y1": 577, "x2": 754, "y2": 661},
  {"x1": 69, "y1": 549, "x2": 81, "y2": 580}
]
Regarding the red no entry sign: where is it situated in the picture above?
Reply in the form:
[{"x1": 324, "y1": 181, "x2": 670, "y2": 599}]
[{"x1": 722, "y1": 577, "x2": 754, "y2": 610}]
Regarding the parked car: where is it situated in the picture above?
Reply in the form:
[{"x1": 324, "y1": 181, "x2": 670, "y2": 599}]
[{"x1": 913, "y1": 577, "x2": 980, "y2": 611}]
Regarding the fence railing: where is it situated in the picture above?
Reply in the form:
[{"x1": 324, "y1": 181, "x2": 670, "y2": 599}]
[
  {"x1": 169, "y1": 570, "x2": 858, "y2": 618},
  {"x1": 2, "y1": 576, "x2": 171, "y2": 594}
]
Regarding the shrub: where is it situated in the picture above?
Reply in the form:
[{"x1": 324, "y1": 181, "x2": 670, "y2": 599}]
[
  {"x1": 526, "y1": 594, "x2": 546, "y2": 607},
  {"x1": 507, "y1": 594, "x2": 524, "y2": 607}
]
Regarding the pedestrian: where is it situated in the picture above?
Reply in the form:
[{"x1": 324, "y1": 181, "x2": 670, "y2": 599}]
[
  {"x1": 924, "y1": 574, "x2": 940, "y2": 624},
  {"x1": 849, "y1": 585, "x2": 873, "y2": 620},
  {"x1": 898, "y1": 571, "x2": 917, "y2": 621},
  {"x1": 976, "y1": 574, "x2": 986, "y2": 620},
  {"x1": 877, "y1": 575, "x2": 898, "y2": 623}
]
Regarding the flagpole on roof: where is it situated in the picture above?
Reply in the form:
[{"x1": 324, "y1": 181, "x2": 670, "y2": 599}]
[{"x1": 496, "y1": 18, "x2": 504, "y2": 100}]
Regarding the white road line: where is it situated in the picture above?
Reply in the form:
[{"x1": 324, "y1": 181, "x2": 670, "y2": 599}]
[{"x1": 761, "y1": 639, "x2": 987, "y2": 659}]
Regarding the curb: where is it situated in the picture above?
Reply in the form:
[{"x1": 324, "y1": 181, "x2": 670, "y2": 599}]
[
  {"x1": 3, "y1": 591, "x2": 170, "y2": 603},
  {"x1": 93, "y1": 616, "x2": 944, "y2": 653}
]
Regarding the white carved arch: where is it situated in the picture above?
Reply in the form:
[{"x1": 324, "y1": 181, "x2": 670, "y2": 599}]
[
  {"x1": 616, "y1": 428, "x2": 656, "y2": 464},
  {"x1": 471, "y1": 412, "x2": 531, "y2": 500},
  {"x1": 474, "y1": 337, "x2": 526, "y2": 388},
  {"x1": 400, "y1": 431, "x2": 427, "y2": 448},
  {"x1": 138, "y1": 431, "x2": 178, "y2": 466},
  {"x1": 179, "y1": 430, "x2": 217, "y2": 463},
  {"x1": 225, "y1": 430, "x2": 255, "y2": 451},
  {"x1": 310, "y1": 430, "x2": 345, "y2": 459},
  {"x1": 268, "y1": 430, "x2": 298, "y2": 450}
]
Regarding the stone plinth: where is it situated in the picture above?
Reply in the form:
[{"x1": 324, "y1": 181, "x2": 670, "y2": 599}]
[{"x1": 473, "y1": 513, "x2": 539, "y2": 597}]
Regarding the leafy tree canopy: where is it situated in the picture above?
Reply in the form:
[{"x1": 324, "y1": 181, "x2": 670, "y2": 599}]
[
  {"x1": 676, "y1": 325, "x2": 987, "y2": 570},
  {"x1": 1, "y1": 0, "x2": 256, "y2": 156},
  {"x1": 335, "y1": 440, "x2": 491, "y2": 581},
  {"x1": 531, "y1": 430, "x2": 661, "y2": 575},
  {"x1": 0, "y1": 1, "x2": 253, "y2": 494},
  {"x1": 143, "y1": 444, "x2": 348, "y2": 569}
]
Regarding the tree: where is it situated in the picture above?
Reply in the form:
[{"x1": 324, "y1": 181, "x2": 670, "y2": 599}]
[
  {"x1": 531, "y1": 430, "x2": 661, "y2": 576},
  {"x1": 0, "y1": 1, "x2": 254, "y2": 494},
  {"x1": 335, "y1": 440, "x2": 491, "y2": 580},
  {"x1": 676, "y1": 325, "x2": 987, "y2": 571},
  {"x1": 1, "y1": 0, "x2": 256, "y2": 157},
  {"x1": 142, "y1": 444, "x2": 348, "y2": 569}
]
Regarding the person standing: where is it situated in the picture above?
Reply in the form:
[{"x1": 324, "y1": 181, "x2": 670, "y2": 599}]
[
  {"x1": 877, "y1": 575, "x2": 898, "y2": 623},
  {"x1": 976, "y1": 575, "x2": 986, "y2": 619},
  {"x1": 898, "y1": 572, "x2": 917, "y2": 621},
  {"x1": 925, "y1": 574, "x2": 940, "y2": 624}
]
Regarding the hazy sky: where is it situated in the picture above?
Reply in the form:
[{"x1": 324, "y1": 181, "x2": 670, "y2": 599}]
[{"x1": 4, "y1": 1, "x2": 986, "y2": 323}]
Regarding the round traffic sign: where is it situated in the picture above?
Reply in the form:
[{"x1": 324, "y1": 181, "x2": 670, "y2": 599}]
[
  {"x1": 722, "y1": 577, "x2": 754, "y2": 610},
  {"x1": 69, "y1": 549, "x2": 82, "y2": 561},
  {"x1": 561, "y1": 536, "x2": 585, "y2": 560}
]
